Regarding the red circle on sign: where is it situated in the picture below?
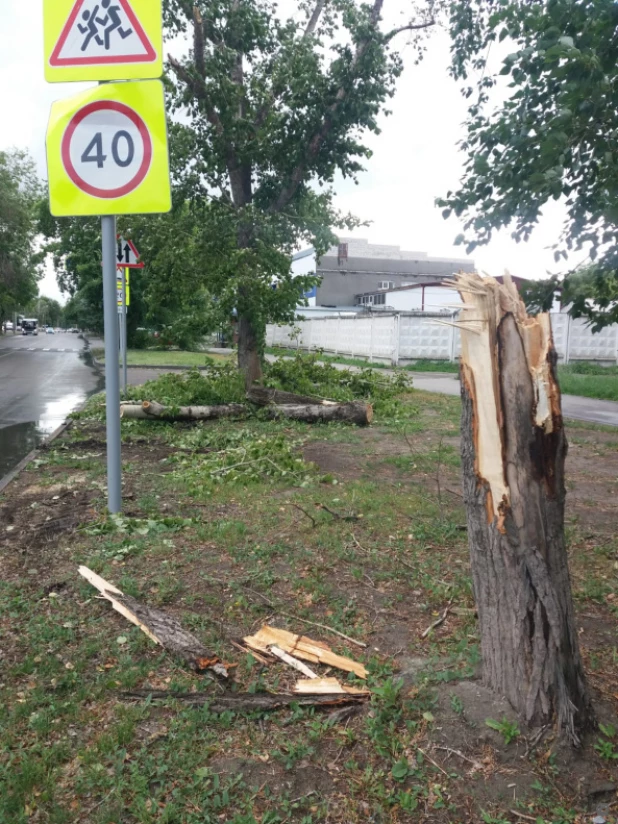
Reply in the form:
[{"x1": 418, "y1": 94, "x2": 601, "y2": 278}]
[{"x1": 61, "y1": 101, "x2": 153, "y2": 199}]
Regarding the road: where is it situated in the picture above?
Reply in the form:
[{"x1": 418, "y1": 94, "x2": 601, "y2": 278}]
[
  {"x1": 0, "y1": 331, "x2": 103, "y2": 483},
  {"x1": 408, "y1": 373, "x2": 618, "y2": 428}
]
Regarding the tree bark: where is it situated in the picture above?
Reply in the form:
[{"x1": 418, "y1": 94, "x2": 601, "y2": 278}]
[
  {"x1": 120, "y1": 401, "x2": 247, "y2": 420},
  {"x1": 455, "y1": 273, "x2": 594, "y2": 746},
  {"x1": 122, "y1": 690, "x2": 368, "y2": 713},
  {"x1": 247, "y1": 386, "x2": 337, "y2": 406},
  {"x1": 78, "y1": 567, "x2": 229, "y2": 677},
  {"x1": 237, "y1": 310, "x2": 263, "y2": 389},
  {"x1": 120, "y1": 400, "x2": 372, "y2": 426}
]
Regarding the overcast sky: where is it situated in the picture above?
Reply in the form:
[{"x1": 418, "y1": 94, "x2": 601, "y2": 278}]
[{"x1": 0, "y1": 0, "x2": 576, "y2": 304}]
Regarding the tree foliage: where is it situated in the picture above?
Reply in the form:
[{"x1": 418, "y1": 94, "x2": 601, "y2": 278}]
[
  {"x1": 0, "y1": 150, "x2": 42, "y2": 324},
  {"x1": 442, "y1": 0, "x2": 618, "y2": 327},
  {"x1": 164, "y1": 0, "x2": 439, "y2": 380}
]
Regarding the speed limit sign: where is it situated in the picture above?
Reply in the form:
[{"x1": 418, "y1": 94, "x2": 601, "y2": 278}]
[{"x1": 46, "y1": 79, "x2": 170, "y2": 215}]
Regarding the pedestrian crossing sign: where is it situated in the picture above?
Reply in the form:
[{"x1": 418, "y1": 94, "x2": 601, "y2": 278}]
[{"x1": 44, "y1": 0, "x2": 162, "y2": 83}]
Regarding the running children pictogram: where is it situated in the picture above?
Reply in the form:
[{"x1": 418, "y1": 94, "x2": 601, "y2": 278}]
[{"x1": 44, "y1": 0, "x2": 162, "y2": 83}]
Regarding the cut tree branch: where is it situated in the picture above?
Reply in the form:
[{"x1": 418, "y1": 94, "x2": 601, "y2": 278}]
[
  {"x1": 168, "y1": 55, "x2": 224, "y2": 137},
  {"x1": 268, "y1": 0, "x2": 385, "y2": 214},
  {"x1": 384, "y1": 19, "x2": 435, "y2": 42},
  {"x1": 192, "y1": 5, "x2": 206, "y2": 79},
  {"x1": 304, "y1": 0, "x2": 328, "y2": 37},
  {"x1": 253, "y1": 0, "x2": 329, "y2": 131}
]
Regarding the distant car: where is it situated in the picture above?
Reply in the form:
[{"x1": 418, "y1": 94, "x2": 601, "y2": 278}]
[
  {"x1": 5, "y1": 321, "x2": 13, "y2": 331},
  {"x1": 46, "y1": 327, "x2": 55, "y2": 334},
  {"x1": 22, "y1": 319, "x2": 38, "y2": 336},
  {"x1": 71, "y1": 328, "x2": 79, "y2": 333}
]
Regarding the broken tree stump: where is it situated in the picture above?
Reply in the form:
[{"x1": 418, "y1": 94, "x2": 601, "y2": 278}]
[{"x1": 453, "y1": 272, "x2": 594, "y2": 745}]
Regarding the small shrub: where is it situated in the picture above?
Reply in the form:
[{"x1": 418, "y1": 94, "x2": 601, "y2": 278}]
[{"x1": 485, "y1": 717, "x2": 520, "y2": 745}]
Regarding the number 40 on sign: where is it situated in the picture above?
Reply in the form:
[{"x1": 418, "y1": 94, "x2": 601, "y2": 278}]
[{"x1": 46, "y1": 80, "x2": 170, "y2": 216}]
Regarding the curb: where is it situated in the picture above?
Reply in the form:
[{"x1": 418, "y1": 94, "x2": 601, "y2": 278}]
[{"x1": 0, "y1": 419, "x2": 74, "y2": 495}]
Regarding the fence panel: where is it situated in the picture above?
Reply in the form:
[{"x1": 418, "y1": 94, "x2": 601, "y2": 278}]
[
  {"x1": 399, "y1": 315, "x2": 454, "y2": 360},
  {"x1": 266, "y1": 310, "x2": 618, "y2": 365},
  {"x1": 567, "y1": 317, "x2": 617, "y2": 362}
]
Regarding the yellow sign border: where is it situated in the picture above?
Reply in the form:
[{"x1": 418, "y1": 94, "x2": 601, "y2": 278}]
[
  {"x1": 43, "y1": 0, "x2": 162, "y2": 83},
  {"x1": 46, "y1": 80, "x2": 171, "y2": 217}
]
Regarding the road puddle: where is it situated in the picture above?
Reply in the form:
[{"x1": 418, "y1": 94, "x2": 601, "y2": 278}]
[{"x1": 0, "y1": 348, "x2": 104, "y2": 484}]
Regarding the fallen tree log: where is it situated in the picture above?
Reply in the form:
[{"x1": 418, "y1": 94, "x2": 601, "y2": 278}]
[
  {"x1": 78, "y1": 567, "x2": 229, "y2": 678},
  {"x1": 121, "y1": 689, "x2": 368, "y2": 713},
  {"x1": 263, "y1": 401, "x2": 372, "y2": 425},
  {"x1": 451, "y1": 272, "x2": 594, "y2": 745},
  {"x1": 120, "y1": 400, "x2": 246, "y2": 420},
  {"x1": 247, "y1": 386, "x2": 337, "y2": 406},
  {"x1": 120, "y1": 400, "x2": 373, "y2": 426}
]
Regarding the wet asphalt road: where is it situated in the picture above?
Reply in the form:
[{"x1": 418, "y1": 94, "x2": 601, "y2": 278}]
[{"x1": 0, "y1": 332, "x2": 103, "y2": 482}]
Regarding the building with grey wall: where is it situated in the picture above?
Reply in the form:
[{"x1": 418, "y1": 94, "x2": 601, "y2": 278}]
[{"x1": 291, "y1": 238, "x2": 474, "y2": 308}]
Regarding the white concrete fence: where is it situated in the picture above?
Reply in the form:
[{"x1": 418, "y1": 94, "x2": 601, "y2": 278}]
[{"x1": 266, "y1": 311, "x2": 618, "y2": 365}]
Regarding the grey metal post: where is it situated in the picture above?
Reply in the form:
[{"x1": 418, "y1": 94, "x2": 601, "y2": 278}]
[
  {"x1": 102, "y1": 215, "x2": 122, "y2": 513},
  {"x1": 118, "y1": 300, "x2": 124, "y2": 388},
  {"x1": 122, "y1": 267, "x2": 128, "y2": 393}
]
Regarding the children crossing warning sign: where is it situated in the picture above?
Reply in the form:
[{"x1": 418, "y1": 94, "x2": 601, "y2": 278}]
[{"x1": 44, "y1": 0, "x2": 162, "y2": 83}]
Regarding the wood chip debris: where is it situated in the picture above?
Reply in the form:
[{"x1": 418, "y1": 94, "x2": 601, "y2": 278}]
[
  {"x1": 79, "y1": 566, "x2": 228, "y2": 678},
  {"x1": 243, "y1": 624, "x2": 368, "y2": 679},
  {"x1": 293, "y1": 677, "x2": 370, "y2": 696}
]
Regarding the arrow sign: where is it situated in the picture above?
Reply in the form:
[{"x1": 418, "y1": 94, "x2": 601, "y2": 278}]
[{"x1": 115, "y1": 235, "x2": 144, "y2": 268}]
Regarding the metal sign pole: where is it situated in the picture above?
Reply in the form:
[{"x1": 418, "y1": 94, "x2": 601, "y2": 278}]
[
  {"x1": 102, "y1": 215, "x2": 122, "y2": 513},
  {"x1": 122, "y1": 267, "x2": 128, "y2": 393}
]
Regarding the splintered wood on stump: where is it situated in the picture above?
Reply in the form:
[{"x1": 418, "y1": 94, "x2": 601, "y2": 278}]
[{"x1": 454, "y1": 273, "x2": 594, "y2": 745}]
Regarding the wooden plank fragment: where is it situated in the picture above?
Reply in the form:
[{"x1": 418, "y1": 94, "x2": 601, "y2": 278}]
[
  {"x1": 269, "y1": 645, "x2": 319, "y2": 679},
  {"x1": 243, "y1": 625, "x2": 368, "y2": 679},
  {"x1": 293, "y1": 677, "x2": 370, "y2": 696},
  {"x1": 78, "y1": 566, "x2": 228, "y2": 678}
]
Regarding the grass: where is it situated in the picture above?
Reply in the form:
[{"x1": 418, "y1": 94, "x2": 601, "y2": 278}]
[
  {"x1": 0, "y1": 354, "x2": 616, "y2": 823},
  {"x1": 266, "y1": 347, "x2": 618, "y2": 400},
  {"x1": 558, "y1": 362, "x2": 618, "y2": 401},
  {"x1": 92, "y1": 348, "x2": 231, "y2": 367}
]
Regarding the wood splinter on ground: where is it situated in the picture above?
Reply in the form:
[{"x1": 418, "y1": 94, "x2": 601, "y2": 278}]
[
  {"x1": 293, "y1": 677, "x2": 370, "y2": 696},
  {"x1": 78, "y1": 566, "x2": 229, "y2": 678},
  {"x1": 244, "y1": 625, "x2": 368, "y2": 679}
]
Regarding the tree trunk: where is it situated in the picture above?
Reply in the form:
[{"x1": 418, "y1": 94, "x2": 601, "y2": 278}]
[
  {"x1": 456, "y1": 273, "x2": 594, "y2": 746},
  {"x1": 120, "y1": 400, "x2": 372, "y2": 426},
  {"x1": 120, "y1": 400, "x2": 247, "y2": 420},
  {"x1": 247, "y1": 386, "x2": 337, "y2": 406},
  {"x1": 237, "y1": 311, "x2": 263, "y2": 389}
]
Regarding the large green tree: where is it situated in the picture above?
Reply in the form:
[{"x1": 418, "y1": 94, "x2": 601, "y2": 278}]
[
  {"x1": 441, "y1": 0, "x2": 618, "y2": 327},
  {"x1": 165, "y1": 0, "x2": 439, "y2": 385},
  {"x1": 0, "y1": 150, "x2": 42, "y2": 326}
]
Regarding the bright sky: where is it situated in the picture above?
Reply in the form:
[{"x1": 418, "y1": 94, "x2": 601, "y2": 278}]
[{"x1": 0, "y1": 0, "x2": 576, "y2": 304}]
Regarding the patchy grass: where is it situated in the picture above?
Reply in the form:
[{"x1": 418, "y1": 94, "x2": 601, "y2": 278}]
[
  {"x1": 558, "y1": 362, "x2": 618, "y2": 401},
  {"x1": 0, "y1": 356, "x2": 616, "y2": 823},
  {"x1": 92, "y1": 348, "x2": 231, "y2": 367}
]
